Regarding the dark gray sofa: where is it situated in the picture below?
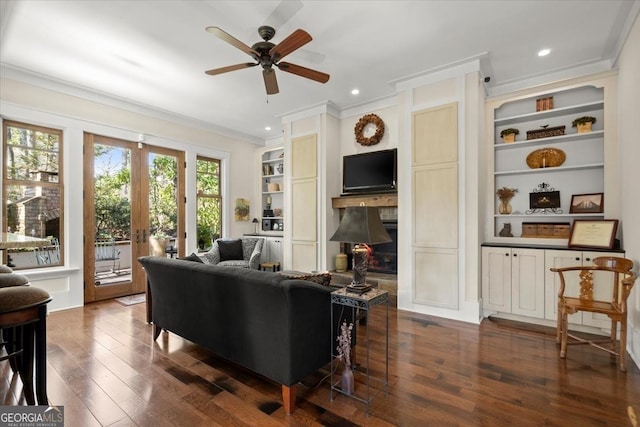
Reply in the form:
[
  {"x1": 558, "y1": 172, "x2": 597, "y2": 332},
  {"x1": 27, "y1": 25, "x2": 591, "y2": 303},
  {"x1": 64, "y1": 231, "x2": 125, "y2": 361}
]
[{"x1": 138, "y1": 256, "x2": 344, "y2": 414}]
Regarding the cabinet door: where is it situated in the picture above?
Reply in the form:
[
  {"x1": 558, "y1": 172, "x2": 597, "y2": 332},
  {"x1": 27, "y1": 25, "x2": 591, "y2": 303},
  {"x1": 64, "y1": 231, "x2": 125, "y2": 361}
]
[
  {"x1": 481, "y1": 247, "x2": 511, "y2": 313},
  {"x1": 544, "y1": 250, "x2": 585, "y2": 324},
  {"x1": 511, "y1": 249, "x2": 545, "y2": 319},
  {"x1": 267, "y1": 237, "x2": 283, "y2": 265}
]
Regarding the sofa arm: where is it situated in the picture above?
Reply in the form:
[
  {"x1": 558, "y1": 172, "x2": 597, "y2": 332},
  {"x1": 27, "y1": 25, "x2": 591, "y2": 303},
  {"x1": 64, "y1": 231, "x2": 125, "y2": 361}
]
[{"x1": 248, "y1": 239, "x2": 264, "y2": 270}]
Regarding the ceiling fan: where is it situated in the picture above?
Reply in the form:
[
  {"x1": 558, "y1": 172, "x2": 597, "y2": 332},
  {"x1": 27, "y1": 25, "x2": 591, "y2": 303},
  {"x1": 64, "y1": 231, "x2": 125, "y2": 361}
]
[{"x1": 205, "y1": 25, "x2": 330, "y2": 95}]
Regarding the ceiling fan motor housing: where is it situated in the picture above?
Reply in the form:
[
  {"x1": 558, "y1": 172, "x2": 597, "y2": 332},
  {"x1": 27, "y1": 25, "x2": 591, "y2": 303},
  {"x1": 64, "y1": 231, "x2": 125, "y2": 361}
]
[{"x1": 250, "y1": 41, "x2": 276, "y2": 67}]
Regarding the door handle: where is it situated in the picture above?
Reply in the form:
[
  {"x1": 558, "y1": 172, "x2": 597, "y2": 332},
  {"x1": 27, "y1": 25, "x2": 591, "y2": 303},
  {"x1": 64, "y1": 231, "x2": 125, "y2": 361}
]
[
  {"x1": 136, "y1": 229, "x2": 140, "y2": 244},
  {"x1": 143, "y1": 229, "x2": 147, "y2": 243}
]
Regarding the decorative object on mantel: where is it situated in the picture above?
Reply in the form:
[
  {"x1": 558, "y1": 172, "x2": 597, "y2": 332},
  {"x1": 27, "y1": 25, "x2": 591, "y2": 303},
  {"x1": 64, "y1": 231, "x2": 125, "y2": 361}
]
[
  {"x1": 526, "y1": 125, "x2": 565, "y2": 140},
  {"x1": 354, "y1": 113, "x2": 385, "y2": 146},
  {"x1": 526, "y1": 147, "x2": 566, "y2": 169},
  {"x1": 500, "y1": 128, "x2": 519, "y2": 143},
  {"x1": 336, "y1": 320, "x2": 355, "y2": 395},
  {"x1": 335, "y1": 253, "x2": 348, "y2": 273},
  {"x1": 526, "y1": 182, "x2": 563, "y2": 214},
  {"x1": 499, "y1": 223, "x2": 513, "y2": 237},
  {"x1": 496, "y1": 187, "x2": 518, "y2": 215},
  {"x1": 536, "y1": 96, "x2": 554, "y2": 111},
  {"x1": 572, "y1": 116, "x2": 596, "y2": 133}
]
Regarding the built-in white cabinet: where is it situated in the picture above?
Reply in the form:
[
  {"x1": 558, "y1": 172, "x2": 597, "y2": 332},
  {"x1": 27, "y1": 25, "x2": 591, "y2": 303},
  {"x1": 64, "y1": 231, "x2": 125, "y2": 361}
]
[
  {"x1": 261, "y1": 236, "x2": 283, "y2": 265},
  {"x1": 483, "y1": 245, "x2": 624, "y2": 328},
  {"x1": 482, "y1": 246, "x2": 545, "y2": 319},
  {"x1": 544, "y1": 249, "x2": 623, "y2": 328}
]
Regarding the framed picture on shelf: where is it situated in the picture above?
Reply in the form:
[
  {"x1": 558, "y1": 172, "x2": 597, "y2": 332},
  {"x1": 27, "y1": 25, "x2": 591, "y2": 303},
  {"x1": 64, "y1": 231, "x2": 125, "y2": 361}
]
[
  {"x1": 529, "y1": 191, "x2": 560, "y2": 209},
  {"x1": 569, "y1": 193, "x2": 604, "y2": 214},
  {"x1": 568, "y1": 219, "x2": 618, "y2": 249}
]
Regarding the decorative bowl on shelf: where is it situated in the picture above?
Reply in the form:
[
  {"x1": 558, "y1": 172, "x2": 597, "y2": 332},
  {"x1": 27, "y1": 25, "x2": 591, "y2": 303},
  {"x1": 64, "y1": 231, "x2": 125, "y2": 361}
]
[{"x1": 526, "y1": 148, "x2": 566, "y2": 169}]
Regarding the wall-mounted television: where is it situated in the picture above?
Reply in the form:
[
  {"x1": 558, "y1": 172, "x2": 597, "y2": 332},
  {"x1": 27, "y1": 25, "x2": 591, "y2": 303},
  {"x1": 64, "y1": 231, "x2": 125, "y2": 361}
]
[{"x1": 342, "y1": 148, "x2": 397, "y2": 194}]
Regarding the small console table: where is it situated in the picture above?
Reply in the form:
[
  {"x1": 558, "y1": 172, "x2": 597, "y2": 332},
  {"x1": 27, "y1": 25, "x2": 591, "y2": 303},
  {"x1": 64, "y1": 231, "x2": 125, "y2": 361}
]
[{"x1": 330, "y1": 287, "x2": 389, "y2": 415}]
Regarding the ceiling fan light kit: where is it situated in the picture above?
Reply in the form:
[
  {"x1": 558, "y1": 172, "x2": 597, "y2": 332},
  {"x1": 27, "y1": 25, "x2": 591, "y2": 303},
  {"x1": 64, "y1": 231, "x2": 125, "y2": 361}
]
[{"x1": 205, "y1": 25, "x2": 330, "y2": 95}]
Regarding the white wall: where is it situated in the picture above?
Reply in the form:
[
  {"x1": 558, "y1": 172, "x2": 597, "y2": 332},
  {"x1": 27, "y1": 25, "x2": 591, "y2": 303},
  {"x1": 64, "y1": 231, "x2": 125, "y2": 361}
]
[
  {"x1": 617, "y1": 13, "x2": 640, "y2": 369},
  {"x1": 1, "y1": 77, "x2": 259, "y2": 311}
]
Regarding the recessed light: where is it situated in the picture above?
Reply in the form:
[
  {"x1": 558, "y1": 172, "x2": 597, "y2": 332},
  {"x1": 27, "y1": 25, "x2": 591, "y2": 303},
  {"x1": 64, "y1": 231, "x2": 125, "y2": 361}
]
[
  {"x1": 351, "y1": 88, "x2": 360, "y2": 95},
  {"x1": 265, "y1": 126, "x2": 271, "y2": 131},
  {"x1": 538, "y1": 48, "x2": 551, "y2": 57}
]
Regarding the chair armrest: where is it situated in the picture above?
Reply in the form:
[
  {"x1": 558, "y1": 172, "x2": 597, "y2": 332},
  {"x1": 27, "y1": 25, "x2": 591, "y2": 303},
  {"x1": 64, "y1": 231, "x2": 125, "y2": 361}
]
[{"x1": 248, "y1": 239, "x2": 264, "y2": 270}]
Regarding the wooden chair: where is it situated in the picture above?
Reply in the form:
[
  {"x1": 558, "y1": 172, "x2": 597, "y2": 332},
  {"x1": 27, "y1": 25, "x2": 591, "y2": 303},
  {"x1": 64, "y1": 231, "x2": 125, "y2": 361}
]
[{"x1": 550, "y1": 256, "x2": 637, "y2": 372}]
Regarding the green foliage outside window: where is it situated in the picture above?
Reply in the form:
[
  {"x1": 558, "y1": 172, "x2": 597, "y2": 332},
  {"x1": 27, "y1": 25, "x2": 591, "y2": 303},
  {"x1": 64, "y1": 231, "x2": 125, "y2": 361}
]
[{"x1": 196, "y1": 157, "x2": 222, "y2": 250}]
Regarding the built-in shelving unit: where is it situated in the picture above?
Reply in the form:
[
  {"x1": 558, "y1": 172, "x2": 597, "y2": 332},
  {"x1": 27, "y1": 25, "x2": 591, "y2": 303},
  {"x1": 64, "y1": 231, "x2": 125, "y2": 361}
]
[
  {"x1": 489, "y1": 85, "x2": 606, "y2": 243},
  {"x1": 260, "y1": 147, "x2": 284, "y2": 232}
]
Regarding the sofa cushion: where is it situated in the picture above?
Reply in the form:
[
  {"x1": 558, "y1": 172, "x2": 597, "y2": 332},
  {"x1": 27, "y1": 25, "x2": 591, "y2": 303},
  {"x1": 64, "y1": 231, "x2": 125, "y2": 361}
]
[
  {"x1": 178, "y1": 253, "x2": 204, "y2": 263},
  {"x1": 282, "y1": 271, "x2": 332, "y2": 287},
  {"x1": 218, "y1": 260, "x2": 250, "y2": 268},
  {"x1": 218, "y1": 239, "x2": 244, "y2": 261}
]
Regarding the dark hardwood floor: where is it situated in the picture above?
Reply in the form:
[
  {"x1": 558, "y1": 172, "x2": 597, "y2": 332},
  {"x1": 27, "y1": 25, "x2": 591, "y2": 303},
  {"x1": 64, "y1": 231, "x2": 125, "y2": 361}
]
[{"x1": 2, "y1": 298, "x2": 639, "y2": 426}]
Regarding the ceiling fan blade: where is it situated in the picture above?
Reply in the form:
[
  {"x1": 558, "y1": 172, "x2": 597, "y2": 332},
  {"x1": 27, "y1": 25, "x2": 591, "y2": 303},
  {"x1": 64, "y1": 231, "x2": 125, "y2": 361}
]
[
  {"x1": 276, "y1": 62, "x2": 330, "y2": 83},
  {"x1": 206, "y1": 26, "x2": 258, "y2": 56},
  {"x1": 205, "y1": 62, "x2": 258, "y2": 76},
  {"x1": 269, "y1": 29, "x2": 311, "y2": 61},
  {"x1": 263, "y1": 68, "x2": 279, "y2": 95}
]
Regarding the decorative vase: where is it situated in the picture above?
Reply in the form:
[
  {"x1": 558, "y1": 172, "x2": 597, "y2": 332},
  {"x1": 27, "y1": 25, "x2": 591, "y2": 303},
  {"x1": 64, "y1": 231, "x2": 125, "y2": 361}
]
[
  {"x1": 577, "y1": 122, "x2": 593, "y2": 133},
  {"x1": 341, "y1": 365, "x2": 354, "y2": 395},
  {"x1": 335, "y1": 253, "x2": 348, "y2": 273},
  {"x1": 498, "y1": 199, "x2": 513, "y2": 215}
]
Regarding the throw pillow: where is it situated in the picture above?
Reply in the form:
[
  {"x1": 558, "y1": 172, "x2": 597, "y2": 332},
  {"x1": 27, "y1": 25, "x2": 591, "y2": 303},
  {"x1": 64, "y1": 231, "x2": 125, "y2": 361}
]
[
  {"x1": 218, "y1": 239, "x2": 244, "y2": 261},
  {"x1": 178, "y1": 253, "x2": 204, "y2": 263},
  {"x1": 283, "y1": 271, "x2": 332, "y2": 287}
]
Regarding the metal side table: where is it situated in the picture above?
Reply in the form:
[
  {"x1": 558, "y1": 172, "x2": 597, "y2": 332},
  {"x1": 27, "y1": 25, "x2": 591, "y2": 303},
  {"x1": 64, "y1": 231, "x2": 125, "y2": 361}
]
[{"x1": 330, "y1": 287, "x2": 389, "y2": 415}]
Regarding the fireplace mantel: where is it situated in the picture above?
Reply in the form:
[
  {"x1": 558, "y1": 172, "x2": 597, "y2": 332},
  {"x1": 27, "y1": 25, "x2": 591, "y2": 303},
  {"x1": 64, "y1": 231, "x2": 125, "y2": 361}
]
[{"x1": 331, "y1": 192, "x2": 397, "y2": 209}]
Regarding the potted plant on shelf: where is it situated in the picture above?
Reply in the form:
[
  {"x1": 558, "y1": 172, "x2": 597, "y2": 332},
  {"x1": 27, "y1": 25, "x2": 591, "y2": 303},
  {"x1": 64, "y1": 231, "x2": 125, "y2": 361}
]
[
  {"x1": 500, "y1": 128, "x2": 519, "y2": 143},
  {"x1": 572, "y1": 116, "x2": 596, "y2": 133}
]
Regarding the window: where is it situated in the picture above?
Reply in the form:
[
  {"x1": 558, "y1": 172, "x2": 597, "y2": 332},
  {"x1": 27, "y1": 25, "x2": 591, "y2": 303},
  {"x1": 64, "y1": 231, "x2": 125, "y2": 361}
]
[
  {"x1": 2, "y1": 120, "x2": 64, "y2": 269},
  {"x1": 196, "y1": 156, "x2": 221, "y2": 251}
]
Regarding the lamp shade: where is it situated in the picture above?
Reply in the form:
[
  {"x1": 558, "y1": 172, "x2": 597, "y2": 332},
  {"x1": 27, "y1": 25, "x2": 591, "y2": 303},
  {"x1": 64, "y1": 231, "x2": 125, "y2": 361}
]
[{"x1": 329, "y1": 206, "x2": 392, "y2": 245}]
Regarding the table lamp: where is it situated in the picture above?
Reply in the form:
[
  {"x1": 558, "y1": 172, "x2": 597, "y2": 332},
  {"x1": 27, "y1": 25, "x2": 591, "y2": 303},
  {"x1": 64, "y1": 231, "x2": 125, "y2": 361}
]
[
  {"x1": 252, "y1": 218, "x2": 259, "y2": 234},
  {"x1": 329, "y1": 206, "x2": 392, "y2": 293}
]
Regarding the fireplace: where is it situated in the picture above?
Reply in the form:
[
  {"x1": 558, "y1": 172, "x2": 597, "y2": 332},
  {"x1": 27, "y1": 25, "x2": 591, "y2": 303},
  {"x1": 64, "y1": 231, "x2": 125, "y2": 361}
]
[{"x1": 345, "y1": 220, "x2": 397, "y2": 274}]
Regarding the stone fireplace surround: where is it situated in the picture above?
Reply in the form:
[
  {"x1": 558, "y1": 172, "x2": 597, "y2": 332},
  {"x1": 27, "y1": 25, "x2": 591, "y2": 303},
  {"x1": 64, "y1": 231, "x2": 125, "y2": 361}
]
[{"x1": 331, "y1": 193, "x2": 398, "y2": 303}]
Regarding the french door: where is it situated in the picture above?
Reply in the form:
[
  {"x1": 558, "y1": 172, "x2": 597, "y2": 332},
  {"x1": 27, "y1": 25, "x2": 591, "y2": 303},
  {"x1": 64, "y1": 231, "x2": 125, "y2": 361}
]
[{"x1": 83, "y1": 133, "x2": 185, "y2": 303}]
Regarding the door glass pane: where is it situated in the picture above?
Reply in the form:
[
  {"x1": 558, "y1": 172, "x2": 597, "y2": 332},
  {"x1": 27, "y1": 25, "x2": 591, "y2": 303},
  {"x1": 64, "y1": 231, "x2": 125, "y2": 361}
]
[
  {"x1": 148, "y1": 153, "x2": 178, "y2": 257},
  {"x1": 93, "y1": 144, "x2": 131, "y2": 285}
]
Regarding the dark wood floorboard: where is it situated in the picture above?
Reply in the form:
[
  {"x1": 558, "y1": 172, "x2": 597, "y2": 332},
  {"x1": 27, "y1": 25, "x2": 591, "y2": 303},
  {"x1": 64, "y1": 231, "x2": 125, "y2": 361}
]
[{"x1": 2, "y1": 299, "x2": 639, "y2": 426}]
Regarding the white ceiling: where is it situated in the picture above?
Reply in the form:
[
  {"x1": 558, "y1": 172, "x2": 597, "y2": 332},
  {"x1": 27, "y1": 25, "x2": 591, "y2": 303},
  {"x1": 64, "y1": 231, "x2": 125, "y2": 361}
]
[{"x1": 1, "y1": 1, "x2": 638, "y2": 144}]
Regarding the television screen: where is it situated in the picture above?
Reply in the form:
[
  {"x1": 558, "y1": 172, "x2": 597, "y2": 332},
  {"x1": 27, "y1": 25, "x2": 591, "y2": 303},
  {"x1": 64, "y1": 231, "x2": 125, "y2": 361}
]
[{"x1": 343, "y1": 149, "x2": 397, "y2": 193}]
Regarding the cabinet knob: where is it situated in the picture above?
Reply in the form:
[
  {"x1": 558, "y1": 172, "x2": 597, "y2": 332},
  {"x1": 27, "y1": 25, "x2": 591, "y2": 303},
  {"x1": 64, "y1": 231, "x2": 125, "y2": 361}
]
[
  {"x1": 513, "y1": 253, "x2": 518, "y2": 257},
  {"x1": 585, "y1": 257, "x2": 591, "y2": 262},
  {"x1": 575, "y1": 257, "x2": 581, "y2": 261},
  {"x1": 505, "y1": 253, "x2": 509, "y2": 256}
]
